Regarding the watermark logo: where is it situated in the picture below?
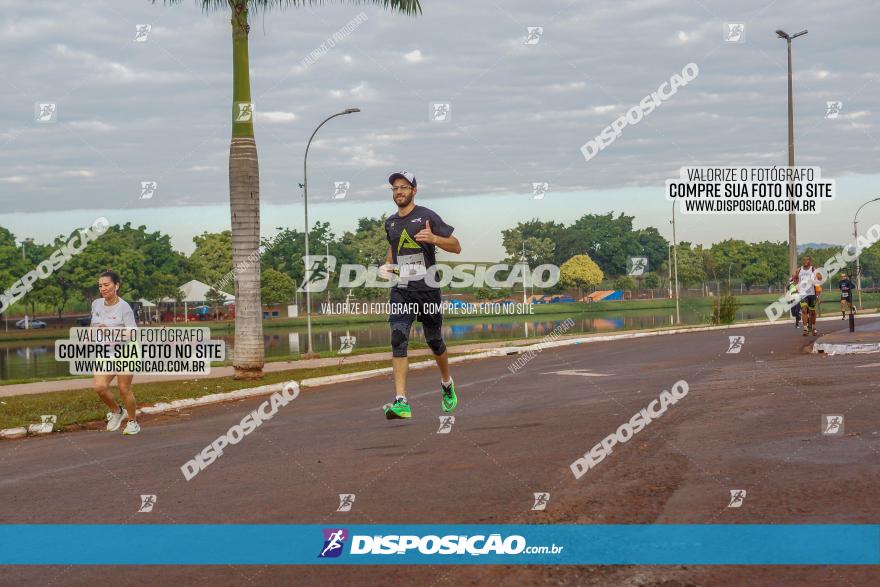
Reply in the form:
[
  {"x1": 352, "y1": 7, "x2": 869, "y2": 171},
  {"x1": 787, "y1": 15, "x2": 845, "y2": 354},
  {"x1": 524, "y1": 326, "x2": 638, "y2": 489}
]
[
  {"x1": 300, "y1": 13, "x2": 368, "y2": 69},
  {"x1": 333, "y1": 181, "x2": 350, "y2": 200},
  {"x1": 307, "y1": 257, "x2": 560, "y2": 292},
  {"x1": 532, "y1": 182, "x2": 549, "y2": 200},
  {"x1": 437, "y1": 415, "x2": 455, "y2": 434},
  {"x1": 531, "y1": 492, "x2": 550, "y2": 511},
  {"x1": 319, "y1": 528, "x2": 348, "y2": 558},
  {"x1": 28, "y1": 414, "x2": 57, "y2": 434},
  {"x1": 727, "y1": 489, "x2": 746, "y2": 508},
  {"x1": 822, "y1": 414, "x2": 844, "y2": 436},
  {"x1": 181, "y1": 382, "x2": 299, "y2": 481},
  {"x1": 726, "y1": 336, "x2": 745, "y2": 354},
  {"x1": 430, "y1": 102, "x2": 451, "y2": 122},
  {"x1": 0, "y1": 217, "x2": 110, "y2": 314},
  {"x1": 138, "y1": 494, "x2": 156, "y2": 513},
  {"x1": 35, "y1": 102, "x2": 57, "y2": 123},
  {"x1": 508, "y1": 318, "x2": 576, "y2": 374},
  {"x1": 571, "y1": 380, "x2": 689, "y2": 479},
  {"x1": 825, "y1": 101, "x2": 843, "y2": 119},
  {"x1": 724, "y1": 23, "x2": 745, "y2": 43},
  {"x1": 298, "y1": 255, "x2": 336, "y2": 293},
  {"x1": 627, "y1": 257, "x2": 647, "y2": 276},
  {"x1": 337, "y1": 494, "x2": 356, "y2": 512},
  {"x1": 524, "y1": 27, "x2": 543, "y2": 45},
  {"x1": 235, "y1": 102, "x2": 254, "y2": 123},
  {"x1": 134, "y1": 24, "x2": 151, "y2": 42},
  {"x1": 140, "y1": 181, "x2": 157, "y2": 200},
  {"x1": 581, "y1": 63, "x2": 698, "y2": 162},
  {"x1": 338, "y1": 335, "x2": 356, "y2": 355},
  {"x1": 765, "y1": 224, "x2": 880, "y2": 321}
]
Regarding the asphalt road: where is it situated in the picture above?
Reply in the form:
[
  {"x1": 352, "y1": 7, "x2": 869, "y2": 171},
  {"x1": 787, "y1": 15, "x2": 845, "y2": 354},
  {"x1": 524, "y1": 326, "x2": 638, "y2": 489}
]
[{"x1": 2, "y1": 318, "x2": 879, "y2": 586}]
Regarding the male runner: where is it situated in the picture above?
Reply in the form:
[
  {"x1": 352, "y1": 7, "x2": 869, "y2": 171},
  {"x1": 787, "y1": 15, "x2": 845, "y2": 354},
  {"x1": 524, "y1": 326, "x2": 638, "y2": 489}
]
[
  {"x1": 838, "y1": 272, "x2": 856, "y2": 319},
  {"x1": 796, "y1": 255, "x2": 822, "y2": 337},
  {"x1": 381, "y1": 171, "x2": 461, "y2": 419}
]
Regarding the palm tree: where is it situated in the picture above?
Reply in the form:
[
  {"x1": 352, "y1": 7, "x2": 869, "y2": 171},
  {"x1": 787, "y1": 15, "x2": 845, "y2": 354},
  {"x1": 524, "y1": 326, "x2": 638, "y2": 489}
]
[{"x1": 156, "y1": 0, "x2": 422, "y2": 379}]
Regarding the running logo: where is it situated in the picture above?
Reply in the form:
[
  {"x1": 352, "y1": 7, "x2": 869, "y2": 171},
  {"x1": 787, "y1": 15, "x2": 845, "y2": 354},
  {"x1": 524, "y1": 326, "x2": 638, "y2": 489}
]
[
  {"x1": 140, "y1": 181, "x2": 157, "y2": 200},
  {"x1": 318, "y1": 528, "x2": 348, "y2": 558},
  {"x1": 337, "y1": 494, "x2": 356, "y2": 512},
  {"x1": 532, "y1": 182, "x2": 549, "y2": 200},
  {"x1": 430, "y1": 102, "x2": 451, "y2": 122},
  {"x1": 727, "y1": 489, "x2": 746, "y2": 508},
  {"x1": 524, "y1": 26, "x2": 543, "y2": 45},
  {"x1": 138, "y1": 494, "x2": 156, "y2": 513},
  {"x1": 531, "y1": 492, "x2": 550, "y2": 511},
  {"x1": 822, "y1": 414, "x2": 844, "y2": 435},
  {"x1": 28, "y1": 415, "x2": 57, "y2": 435},
  {"x1": 825, "y1": 101, "x2": 843, "y2": 119},
  {"x1": 35, "y1": 102, "x2": 57, "y2": 123},
  {"x1": 134, "y1": 24, "x2": 151, "y2": 42},
  {"x1": 627, "y1": 257, "x2": 648, "y2": 276},
  {"x1": 724, "y1": 23, "x2": 745, "y2": 43},
  {"x1": 333, "y1": 181, "x2": 350, "y2": 199},
  {"x1": 437, "y1": 416, "x2": 455, "y2": 434},
  {"x1": 235, "y1": 102, "x2": 254, "y2": 123},
  {"x1": 726, "y1": 336, "x2": 745, "y2": 353},
  {"x1": 298, "y1": 255, "x2": 336, "y2": 293},
  {"x1": 338, "y1": 336, "x2": 356, "y2": 355}
]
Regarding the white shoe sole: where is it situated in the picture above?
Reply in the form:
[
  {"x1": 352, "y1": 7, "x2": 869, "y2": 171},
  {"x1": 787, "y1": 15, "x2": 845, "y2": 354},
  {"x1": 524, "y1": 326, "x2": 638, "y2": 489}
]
[{"x1": 106, "y1": 412, "x2": 127, "y2": 432}]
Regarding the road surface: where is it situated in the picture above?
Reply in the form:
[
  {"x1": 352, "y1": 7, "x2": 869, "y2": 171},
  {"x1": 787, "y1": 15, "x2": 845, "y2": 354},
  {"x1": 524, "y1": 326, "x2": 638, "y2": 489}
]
[{"x1": 2, "y1": 319, "x2": 879, "y2": 585}]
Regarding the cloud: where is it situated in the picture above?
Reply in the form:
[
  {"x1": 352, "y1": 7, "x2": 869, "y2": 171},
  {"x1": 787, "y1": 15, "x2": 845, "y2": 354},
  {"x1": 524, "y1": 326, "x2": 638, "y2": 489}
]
[
  {"x1": 403, "y1": 49, "x2": 423, "y2": 63},
  {"x1": 59, "y1": 170, "x2": 95, "y2": 178},
  {"x1": 67, "y1": 120, "x2": 116, "y2": 132},
  {"x1": 257, "y1": 111, "x2": 297, "y2": 123}
]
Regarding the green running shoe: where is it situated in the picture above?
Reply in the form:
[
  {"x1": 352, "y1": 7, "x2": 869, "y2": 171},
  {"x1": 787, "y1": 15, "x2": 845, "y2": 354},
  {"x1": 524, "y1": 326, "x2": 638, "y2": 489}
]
[
  {"x1": 441, "y1": 380, "x2": 458, "y2": 413},
  {"x1": 384, "y1": 398, "x2": 411, "y2": 419}
]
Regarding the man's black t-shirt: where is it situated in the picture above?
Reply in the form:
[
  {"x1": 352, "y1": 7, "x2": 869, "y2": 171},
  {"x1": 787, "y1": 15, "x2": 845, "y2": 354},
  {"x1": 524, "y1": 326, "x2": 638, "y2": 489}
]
[
  {"x1": 839, "y1": 278, "x2": 855, "y2": 300},
  {"x1": 384, "y1": 205, "x2": 454, "y2": 291}
]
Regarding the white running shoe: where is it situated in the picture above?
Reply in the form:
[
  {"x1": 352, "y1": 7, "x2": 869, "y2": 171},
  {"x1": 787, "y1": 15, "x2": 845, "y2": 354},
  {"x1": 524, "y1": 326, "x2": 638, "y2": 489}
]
[
  {"x1": 122, "y1": 421, "x2": 141, "y2": 435},
  {"x1": 106, "y1": 406, "x2": 126, "y2": 431}
]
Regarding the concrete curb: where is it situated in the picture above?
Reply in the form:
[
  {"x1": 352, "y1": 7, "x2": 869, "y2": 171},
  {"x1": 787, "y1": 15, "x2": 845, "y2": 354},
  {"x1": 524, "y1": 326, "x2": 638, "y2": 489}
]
[
  {"x1": 139, "y1": 381, "x2": 296, "y2": 415},
  {"x1": 813, "y1": 342, "x2": 880, "y2": 355},
  {"x1": 4, "y1": 312, "x2": 878, "y2": 439}
]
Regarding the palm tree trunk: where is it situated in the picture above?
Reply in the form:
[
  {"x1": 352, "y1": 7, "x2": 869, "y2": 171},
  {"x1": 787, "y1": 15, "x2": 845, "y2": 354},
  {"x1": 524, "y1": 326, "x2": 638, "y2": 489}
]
[{"x1": 229, "y1": 2, "x2": 263, "y2": 379}]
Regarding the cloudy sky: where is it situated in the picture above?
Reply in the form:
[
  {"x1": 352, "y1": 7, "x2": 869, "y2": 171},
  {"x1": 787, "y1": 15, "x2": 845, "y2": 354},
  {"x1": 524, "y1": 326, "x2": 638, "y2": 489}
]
[{"x1": 1, "y1": 0, "x2": 878, "y2": 260}]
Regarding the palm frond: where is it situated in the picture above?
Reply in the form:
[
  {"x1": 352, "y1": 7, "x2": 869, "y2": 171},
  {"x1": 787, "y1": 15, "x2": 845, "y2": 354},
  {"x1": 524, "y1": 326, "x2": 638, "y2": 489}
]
[{"x1": 152, "y1": 0, "x2": 422, "y2": 16}]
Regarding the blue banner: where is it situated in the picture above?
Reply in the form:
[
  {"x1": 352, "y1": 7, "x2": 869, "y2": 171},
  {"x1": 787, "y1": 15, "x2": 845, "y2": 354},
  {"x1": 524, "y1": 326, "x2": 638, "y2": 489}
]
[{"x1": 1, "y1": 525, "x2": 877, "y2": 565}]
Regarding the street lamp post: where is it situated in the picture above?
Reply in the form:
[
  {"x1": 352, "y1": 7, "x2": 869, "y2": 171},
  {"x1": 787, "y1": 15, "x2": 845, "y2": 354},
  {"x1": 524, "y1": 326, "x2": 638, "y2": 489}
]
[
  {"x1": 302, "y1": 108, "x2": 360, "y2": 357},
  {"x1": 727, "y1": 262, "x2": 734, "y2": 293},
  {"x1": 853, "y1": 196, "x2": 880, "y2": 310},
  {"x1": 671, "y1": 201, "x2": 680, "y2": 324},
  {"x1": 776, "y1": 28, "x2": 808, "y2": 277}
]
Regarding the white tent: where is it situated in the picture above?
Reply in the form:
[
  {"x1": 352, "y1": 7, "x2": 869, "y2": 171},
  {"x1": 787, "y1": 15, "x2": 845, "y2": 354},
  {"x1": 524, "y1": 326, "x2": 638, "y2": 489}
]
[
  {"x1": 137, "y1": 298, "x2": 158, "y2": 323},
  {"x1": 160, "y1": 280, "x2": 234, "y2": 322}
]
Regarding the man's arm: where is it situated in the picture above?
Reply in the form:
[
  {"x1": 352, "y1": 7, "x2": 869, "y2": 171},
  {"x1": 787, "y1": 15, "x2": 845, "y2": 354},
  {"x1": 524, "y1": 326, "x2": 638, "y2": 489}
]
[
  {"x1": 385, "y1": 246, "x2": 392, "y2": 265},
  {"x1": 434, "y1": 234, "x2": 461, "y2": 254}
]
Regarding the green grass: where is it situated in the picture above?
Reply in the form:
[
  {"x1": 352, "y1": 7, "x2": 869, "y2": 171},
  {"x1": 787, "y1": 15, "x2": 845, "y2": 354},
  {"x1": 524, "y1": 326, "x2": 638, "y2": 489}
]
[{"x1": 0, "y1": 358, "x2": 433, "y2": 431}]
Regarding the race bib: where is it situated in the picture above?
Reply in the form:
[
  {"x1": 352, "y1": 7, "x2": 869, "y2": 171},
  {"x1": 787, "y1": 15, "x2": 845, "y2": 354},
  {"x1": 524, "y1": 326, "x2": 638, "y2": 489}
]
[
  {"x1": 842, "y1": 291, "x2": 850, "y2": 298},
  {"x1": 397, "y1": 253, "x2": 427, "y2": 279}
]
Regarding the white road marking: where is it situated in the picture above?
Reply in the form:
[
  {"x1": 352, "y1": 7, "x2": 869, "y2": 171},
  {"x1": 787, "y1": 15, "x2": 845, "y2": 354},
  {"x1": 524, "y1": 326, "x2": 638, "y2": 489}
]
[{"x1": 541, "y1": 369, "x2": 613, "y2": 377}]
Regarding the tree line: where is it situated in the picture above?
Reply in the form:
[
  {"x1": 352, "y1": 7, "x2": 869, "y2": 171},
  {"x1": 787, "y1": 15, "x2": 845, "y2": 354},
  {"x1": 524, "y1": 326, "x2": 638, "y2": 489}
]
[{"x1": 2, "y1": 214, "x2": 878, "y2": 318}]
